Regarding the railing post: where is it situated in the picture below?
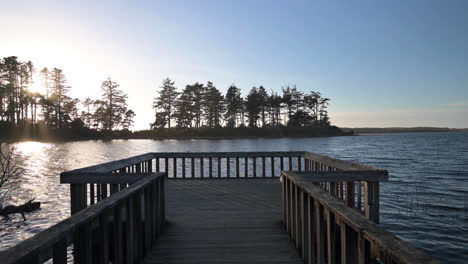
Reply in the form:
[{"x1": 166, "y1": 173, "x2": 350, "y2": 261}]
[
  {"x1": 70, "y1": 184, "x2": 87, "y2": 215},
  {"x1": 365, "y1": 181, "x2": 380, "y2": 223},
  {"x1": 326, "y1": 209, "x2": 336, "y2": 264}
]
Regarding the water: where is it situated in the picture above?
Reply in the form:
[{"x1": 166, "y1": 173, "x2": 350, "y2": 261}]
[{"x1": 0, "y1": 132, "x2": 467, "y2": 263}]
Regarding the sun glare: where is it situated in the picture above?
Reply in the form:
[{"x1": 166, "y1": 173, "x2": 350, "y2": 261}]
[
  {"x1": 15, "y1": 142, "x2": 49, "y2": 156},
  {"x1": 29, "y1": 82, "x2": 46, "y2": 94}
]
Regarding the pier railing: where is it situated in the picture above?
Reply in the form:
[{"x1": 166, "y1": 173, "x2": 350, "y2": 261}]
[
  {"x1": 0, "y1": 151, "x2": 402, "y2": 264},
  {"x1": 282, "y1": 171, "x2": 437, "y2": 264},
  {"x1": 0, "y1": 172, "x2": 165, "y2": 264},
  {"x1": 60, "y1": 151, "x2": 387, "y2": 223}
]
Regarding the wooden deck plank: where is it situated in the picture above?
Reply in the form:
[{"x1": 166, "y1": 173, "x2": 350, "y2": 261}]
[{"x1": 144, "y1": 179, "x2": 303, "y2": 264}]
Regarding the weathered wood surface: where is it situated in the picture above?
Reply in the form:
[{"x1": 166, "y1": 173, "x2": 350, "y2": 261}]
[
  {"x1": 144, "y1": 179, "x2": 302, "y2": 264},
  {"x1": 287, "y1": 170, "x2": 388, "y2": 182},
  {"x1": 282, "y1": 172, "x2": 439, "y2": 264},
  {"x1": 0, "y1": 173, "x2": 166, "y2": 264}
]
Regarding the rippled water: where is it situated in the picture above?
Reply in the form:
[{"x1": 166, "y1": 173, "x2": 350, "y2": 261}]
[{"x1": 0, "y1": 132, "x2": 467, "y2": 263}]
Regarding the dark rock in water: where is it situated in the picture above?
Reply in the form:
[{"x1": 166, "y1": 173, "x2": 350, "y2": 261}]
[{"x1": 0, "y1": 199, "x2": 41, "y2": 220}]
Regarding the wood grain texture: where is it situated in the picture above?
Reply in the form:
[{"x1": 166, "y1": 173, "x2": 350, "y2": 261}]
[{"x1": 143, "y1": 179, "x2": 303, "y2": 264}]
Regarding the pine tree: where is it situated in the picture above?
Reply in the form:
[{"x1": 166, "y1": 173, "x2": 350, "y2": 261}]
[
  {"x1": 245, "y1": 87, "x2": 262, "y2": 127},
  {"x1": 153, "y1": 78, "x2": 179, "y2": 128},
  {"x1": 203, "y1": 82, "x2": 224, "y2": 128},
  {"x1": 224, "y1": 84, "x2": 243, "y2": 127},
  {"x1": 99, "y1": 77, "x2": 129, "y2": 131}
]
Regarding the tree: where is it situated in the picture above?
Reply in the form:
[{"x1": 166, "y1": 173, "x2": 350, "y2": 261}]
[
  {"x1": 288, "y1": 110, "x2": 313, "y2": 127},
  {"x1": 0, "y1": 144, "x2": 24, "y2": 202},
  {"x1": 153, "y1": 78, "x2": 179, "y2": 128},
  {"x1": 98, "y1": 77, "x2": 129, "y2": 131},
  {"x1": 202, "y1": 82, "x2": 224, "y2": 128},
  {"x1": 257, "y1": 86, "x2": 268, "y2": 127},
  {"x1": 49, "y1": 68, "x2": 70, "y2": 128},
  {"x1": 282, "y1": 85, "x2": 303, "y2": 124},
  {"x1": 81, "y1": 97, "x2": 94, "y2": 127},
  {"x1": 174, "y1": 89, "x2": 195, "y2": 128},
  {"x1": 122, "y1": 110, "x2": 135, "y2": 130},
  {"x1": 224, "y1": 85, "x2": 243, "y2": 127},
  {"x1": 245, "y1": 87, "x2": 262, "y2": 127},
  {"x1": 267, "y1": 91, "x2": 282, "y2": 126}
]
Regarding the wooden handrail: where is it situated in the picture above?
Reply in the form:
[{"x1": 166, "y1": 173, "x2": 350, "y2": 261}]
[
  {"x1": 0, "y1": 173, "x2": 166, "y2": 264},
  {"x1": 281, "y1": 171, "x2": 438, "y2": 264}
]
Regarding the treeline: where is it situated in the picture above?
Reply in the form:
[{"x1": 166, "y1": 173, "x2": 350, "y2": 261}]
[
  {"x1": 0, "y1": 56, "x2": 135, "y2": 132},
  {"x1": 152, "y1": 78, "x2": 331, "y2": 129}
]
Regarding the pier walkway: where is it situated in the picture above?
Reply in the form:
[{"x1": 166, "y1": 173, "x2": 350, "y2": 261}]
[{"x1": 144, "y1": 179, "x2": 302, "y2": 264}]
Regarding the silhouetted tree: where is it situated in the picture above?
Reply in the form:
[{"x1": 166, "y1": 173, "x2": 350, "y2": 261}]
[
  {"x1": 97, "y1": 77, "x2": 129, "y2": 131},
  {"x1": 245, "y1": 87, "x2": 262, "y2": 127},
  {"x1": 258, "y1": 86, "x2": 268, "y2": 127},
  {"x1": 224, "y1": 84, "x2": 243, "y2": 127},
  {"x1": 122, "y1": 110, "x2": 135, "y2": 130},
  {"x1": 153, "y1": 78, "x2": 179, "y2": 128},
  {"x1": 203, "y1": 82, "x2": 224, "y2": 128}
]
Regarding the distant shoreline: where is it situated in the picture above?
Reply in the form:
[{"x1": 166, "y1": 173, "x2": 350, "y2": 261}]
[{"x1": 341, "y1": 127, "x2": 468, "y2": 134}]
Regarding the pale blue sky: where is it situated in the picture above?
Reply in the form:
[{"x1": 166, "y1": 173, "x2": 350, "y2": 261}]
[{"x1": 1, "y1": 0, "x2": 467, "y2": 129}]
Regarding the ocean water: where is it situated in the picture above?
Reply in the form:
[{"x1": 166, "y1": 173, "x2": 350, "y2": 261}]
[{"x1": 0, "y1": 132, "x2": 467, "y2": 263}]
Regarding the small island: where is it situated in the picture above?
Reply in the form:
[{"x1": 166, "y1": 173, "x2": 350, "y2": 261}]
[{"x1": 0, "y1": 57, "x2": 350, "y2": 141}]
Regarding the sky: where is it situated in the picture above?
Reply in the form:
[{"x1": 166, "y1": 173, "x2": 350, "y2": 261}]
[{"x1": 1, "y1": 0, "x2": 467, "y2": 130}]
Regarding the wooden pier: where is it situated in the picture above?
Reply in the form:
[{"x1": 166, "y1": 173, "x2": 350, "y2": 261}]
[{"x1": 0, "y1": 152, "x2": 438, "y2": 264}]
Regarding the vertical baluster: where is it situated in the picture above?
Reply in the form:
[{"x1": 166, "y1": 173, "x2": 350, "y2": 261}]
[
  {"x1": 280, "y1": 157, "x2": 284, "y2": 172},
  {"x1": 346, "y1": 181, "x2": 355, "y2": 208},
  {"x1": 191, "y1": 157, "x2": 195, "y2": 178},
  {"x1": 262, "y1": 157, "x2": 266, "y2": 177},
  {"x1": 113, "y1": 204, "x2": 123, "y2": 264},
  {"x1": 97, "y1": 183, "x2": 102, "y2": 202},
  {"x1": 326, "y1": 208, "x2": 336, "y2": 264},
  {"x1": 98, "y1": 209, "x2": 110, "y2": 264},
  {"x1": 315, "y1": 200, "x2": 324, "y2": 264},
  {"x1": 52, "y1": 239, "x2": 67, "y2": 264},
  {"x1": 126, "y1": 196, "x2": 134, "y2": 263},
  {"x1": 301, "y1": 190, "x2": 309, "y2": 261},
  {"x1": 365, "y1": 181, "x2": 380, "y2": 223},
  {"x1": 253, "y1": 157, "x2": 257, "y2": 177},
  {"x1": 164, "y1": 158, "x2": 169, "y2": 177},
  {"x1": 295, "y1": 185, "x2": 302, "y2": 250},
  {"x1": 90, "y1": 184, "x2": 95, "y2": 205},
  {"x1": 244, "y1": 157, "x2": 248, "y2": 177},
  {"x1": 182, "y1": 157, "x2": 186, "y2": 178},
  {"x1": 209, "y1": 157, "x2": 213, "y2": 178},
  {"x1": 271, "y1": 157, "x2": 275, "y2": 177},
  {"x1": 308, "y1": 196, "x2": 316, "y2": 264},
  {"x1": 357, "y1": 182, "x2": 362, "y2": 211},
  {"x1": 200, "y1": 158, "x2": 204, "y2": 178}
]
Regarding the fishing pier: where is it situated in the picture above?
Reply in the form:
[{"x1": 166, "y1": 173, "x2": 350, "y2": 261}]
[{"x1": 0, "y1": 151, "x2": 437, "y2": 264}]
